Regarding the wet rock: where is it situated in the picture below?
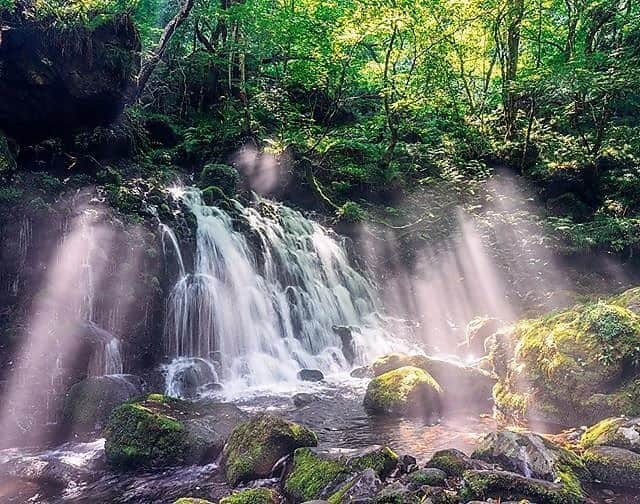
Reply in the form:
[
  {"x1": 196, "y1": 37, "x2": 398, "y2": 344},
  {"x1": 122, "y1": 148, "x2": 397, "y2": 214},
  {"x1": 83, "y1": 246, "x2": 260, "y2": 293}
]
[
  {"x1": 0, "y1": 10, "x2": 141, "y2": 143},
  {"x1": 363, "y1": 366, "x2": 442, "y2": 418},
  {"x1": 331, "y1": 468, "x2": 381, "y2": 503},
  {"x1": 219, "y1": 488, "x2": 279, "y2": 503},
  {"x1": 583, "y1": 445, "x2": 640, "y2": 489},
  {"x1": 350, "y1": 366, "x2": 373, "y2": 379},
  {"x1": 63, "y1": 374, "x2": 144, "y2": 434},
  {"x1": 464, "y1": 317, "x2": 502, "y2": 357},
  {"x1": 371, "y1": 353, "x2": 495, "y2": 412},
  {"x1": 333, "y1": 325, "x2": 357, "y2": 365},
  {"x1": 223, "y1": 413, "x2": 317, "y2": 485},
  {"x1": 407, "y1": 467, "x2": 447, "y2": 487},
  {"x1": 461, "y1": 469, "x2": 584, "y2": 504},
  {"x1": 374, "y1": 481, "x2": 420, "y2": 503},
  {"x1": 472, "y1": 430, "x2": 589, "y2": 484},
  {"x1": 397, "y1": 454, "x2": 418, "y2": 474},
  {"x1": 426, "y1": 448, "x2": 492, "y2": 477},
  {"x1": 581, "y1": 417, "x2": 640, "y2": 453},
  {"x1": 284, "y1": 445, "x2": 397, "y2": 502},
  {"x1": 168, "y1": 357, "x2": 218, "y2": 399},
  {"x1": 293, "y1": 393, "x2": 319, "y2": 408},
  {"x1": 298, "y1": 369, "x2": 325, "y2": 382},
  {"x1": 104, "y1": 394, "x2": 246, "y2": 469}
]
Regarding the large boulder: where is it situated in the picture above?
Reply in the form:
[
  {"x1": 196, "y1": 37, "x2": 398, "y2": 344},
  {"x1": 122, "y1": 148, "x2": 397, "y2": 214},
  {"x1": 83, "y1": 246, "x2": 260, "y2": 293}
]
[
  {"x1": 0, "y1": 9, "x2": 141, "y2": 143},
  {"x1": 493, "y1": 288, "x2": 640, "y2": 426},
  {"x1": 104, "y1": 394, "x2": 246, "y2": 469},
  {"x1": 472, "y1": 430, "x2": 589, "y2": 485},
  {"x1": 583, "y1": 445, "x2": 640, "y2": 489},
  {"x1": 363, "y1": 365, "x2": 442, "y2": 418},
  {"x1": 222, "y1": 413, "x2": 317, "y2": 485},
  {"x1": 63, "y1": 374, "x2": 144, "y2": 434},
  {"x1": 461, "y1": 469, "x2": 584, "y2": 504},
  {"x1": 425, "y1": 448, "x2": 492, "y2": 477},
  {"x1": 219, "y1": 488, "x2": 279, "y2": 504},
  {"x1": 580, "y1": 416, "x2": 640, "y2": 453},
  {"x1": 284, "y1": 445, "x2": 397, "y2": 502},
  {"x1": 371, "y1": 353, "x2": 495, "y2": 412}
]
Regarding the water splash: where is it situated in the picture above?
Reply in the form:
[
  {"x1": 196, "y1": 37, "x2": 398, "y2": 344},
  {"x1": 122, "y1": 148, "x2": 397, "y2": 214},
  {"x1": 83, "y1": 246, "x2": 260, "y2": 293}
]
[{"x1": 163, "y1": 188, "x2": 402, "y2": 396}]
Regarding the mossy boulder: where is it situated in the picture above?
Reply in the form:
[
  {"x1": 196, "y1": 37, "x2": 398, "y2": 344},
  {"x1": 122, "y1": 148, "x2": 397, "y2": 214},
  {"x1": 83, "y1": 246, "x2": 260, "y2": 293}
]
[
  {"x1": 472, "y1": 430, "x2": 589, "y2": 487},
  {"x1": 407, "y1": 467, "x2": 447, "y2": 486},
  {"x1": 63, "y1": 374, "x2": 144, "y2": 434},
  {"x1": 371, "y1": 354, "x2": 495, "y2": 412},
  {"x1": 363, "y1": 366, "x2": 442, "y2": 417},
  {"x1": 219, "y1": 488, "x2": 279, "y2": 504},
  {"x1": 461, "y1": 469, "x2": 584, "y2": 504},
  {"x1": 583, "y1": 445, "x2": 640, "y2": 489},
  {"x1": 581, "y1": 417, "x2": 640, "y2": 453},
  {"x1": 493, "y1": 288, "x2": 640, "y2": 426},
  {"x1": 104, "y1": 394, "x2": 246, "y2": 469},
  {"x1": 284, "y1": 445, "x2": 398, "y2": 502},
  {"x1": 198, "y1": 163, "x2": 240, "y2": 196},
  {"x1": 223, "y1": 413, "x2": 317, "y2": 485},
  {"x1": 425, "y1": 448, "x2": 491, "y2": 477},
  {"x1": 201, "y1": 185, "x2": 231, "y2": 209}
]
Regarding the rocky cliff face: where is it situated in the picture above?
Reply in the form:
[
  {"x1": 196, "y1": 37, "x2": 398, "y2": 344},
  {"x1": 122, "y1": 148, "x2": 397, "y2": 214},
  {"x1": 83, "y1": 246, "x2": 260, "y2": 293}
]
[{"x1": 0, "y1": 10, "x2": 140, "y2": 142}]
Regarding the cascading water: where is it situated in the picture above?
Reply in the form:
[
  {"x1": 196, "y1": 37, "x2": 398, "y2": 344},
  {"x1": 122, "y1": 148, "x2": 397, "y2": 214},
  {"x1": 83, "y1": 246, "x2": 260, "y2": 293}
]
[{"x1": 163, "y1": 188, "x2": 401, "y2": 396}]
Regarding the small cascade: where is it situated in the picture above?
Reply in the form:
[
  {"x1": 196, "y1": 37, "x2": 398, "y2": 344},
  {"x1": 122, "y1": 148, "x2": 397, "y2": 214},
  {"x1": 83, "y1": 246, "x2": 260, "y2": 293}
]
[{"x1": 163, "y1": 188, "x2": 401, "y2": 395}]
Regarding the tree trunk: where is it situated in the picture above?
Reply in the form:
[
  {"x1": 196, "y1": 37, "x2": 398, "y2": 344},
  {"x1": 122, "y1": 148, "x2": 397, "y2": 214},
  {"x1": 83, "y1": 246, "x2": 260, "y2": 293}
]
[
  {"x1": 132, "y1": 0, "x2": 196, "y2": 103},
  {"x1": 503, "y1": 0, "x2": 524, "y2": 139}
]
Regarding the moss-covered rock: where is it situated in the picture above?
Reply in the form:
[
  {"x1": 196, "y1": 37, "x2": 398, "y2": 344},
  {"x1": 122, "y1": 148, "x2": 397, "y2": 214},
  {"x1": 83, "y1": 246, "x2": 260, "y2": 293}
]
[
  {"x1": 493, "y1": 288, "x2": 640, "y2": 426},
  {"x1": 284, "y1": 445, "x2": 398, "y2": 502},
  {"x1": 63, "y1": 375, "x2": 144, "y2": 434},
  {"x1": 581, "y1": 417, "x2": 640, "y2": 453},
  {"x1": 461, "y1": 469, "x2": 584, "y2": 504},
  {"x1": 223, "y1": 413, "x2": 317, "y2": 485},
  {"x1": 104, "y1": 394, "x2": 246, "y2": 470},
  {"x1": 219, "y1": 488, "x2": 279, "y2": 504},
  {"x1": 407, "y1": 467, "x2": 447, "y2": 486},
  {"x1": 425, "y1": 448, "x2": 490, "y2": 477},
  {"x1": 363, "y1": 366, "x2": 442, "y2": 417},
  {"x1": 373, "y1": 481, "x2": 420, "y2": 504},
  {"x1": 198, "y1": 163, "x2": 240, "y2": 196},
  {"x1": 371, "y1": 354, "x2": 495, "y2": 412},
  {"x1": 583, "y1": 445, "x2": 640, "y2": 489},
  {"x1": 472, "y1": 430, "x2": 589, "y2": 488}
]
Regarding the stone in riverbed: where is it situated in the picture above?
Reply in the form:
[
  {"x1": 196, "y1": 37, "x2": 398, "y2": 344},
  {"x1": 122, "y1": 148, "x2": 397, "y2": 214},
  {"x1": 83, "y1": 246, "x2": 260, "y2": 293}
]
[
  {"x1": 63, "y1": 374, "x2": 144, "y2": 434},
  {"x1": 293, "y1": 393, "x2": 319, "y2": 408},
  {"x1": 104, "y1": 394, "x2": 246, "y2": 469},
  {"x1": 223, "y1": 413, "x2": 317, "y2": 485},
  {"x1": 407, "y1": 467, "x2": 447, "y2": 487},
  {"x1": 284, "y1": 445, "x2": 397, "y2": 502},
  {"x1": 363, "y1": 366, "x2": 442, "y2": 418},
  {"x1": 350, "y1": 366, "x2": 373, "y2": 379},
  {"x1": 583, "y1": 445, "x2": 640, "y2": 489},
  {"x1": 298, "y1": 369, "x2": 325, "y2": 382}
]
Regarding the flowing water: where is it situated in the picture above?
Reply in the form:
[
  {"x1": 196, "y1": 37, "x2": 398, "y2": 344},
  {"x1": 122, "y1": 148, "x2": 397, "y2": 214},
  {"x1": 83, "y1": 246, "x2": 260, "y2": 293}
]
[{"x1": 163, "y1": 188, "x2": 407, "y2": 397}]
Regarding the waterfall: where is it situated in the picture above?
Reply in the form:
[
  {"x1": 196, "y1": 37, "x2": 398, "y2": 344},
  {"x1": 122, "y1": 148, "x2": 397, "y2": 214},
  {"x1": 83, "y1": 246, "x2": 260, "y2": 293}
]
[{"x1": 163, "y1": 188, "x2": 399, "y2": 395}]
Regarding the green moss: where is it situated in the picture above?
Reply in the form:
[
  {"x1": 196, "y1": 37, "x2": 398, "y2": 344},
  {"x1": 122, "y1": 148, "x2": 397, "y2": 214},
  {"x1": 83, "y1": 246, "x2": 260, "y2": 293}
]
[
  {"x1": 363, "y1": 365, "x2": 441, "y2": 416},
  {"x1": 285, "y1": 446, "x2": 398, "y2": 502},
  {"x1": 408, "y1": 468, "x2": 447, "y2": 486},
  {"x1": 494, "y1": 288, "x2": 640, "y2": 425},
  {"x1": 461, "y1": 470, "x2": 583, "y2": 504},
  {"x1": 0, "y1": 134, "x2": 16, "y2": 173},
  {"x1": 425, "y1": 449, "x2": 473, "y2": 477},
  {"x1": 583, "y1": 446, "x2": 640, "y2": 489},
  {"x1": 371, "y1": 353, "x2": 429, "y2": 376},
  {"x1": 198, "y1": 163, "x2": 239, "y2": 196},
  {"x1": 223, "y1": 414, "x2": 317, "y2": 485},
  {"x1": 337, "y1": 201, "x2": 366, "y2": 223},
  {"x1": 219, "y1": 488, "x2": 278, "y2": 504},
  {"x1": 285, "y1": 448, "x2": 349, "y2": 502},
  {"x1": 580, "y1": 417, "x2": 624, "y2": 449}
]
